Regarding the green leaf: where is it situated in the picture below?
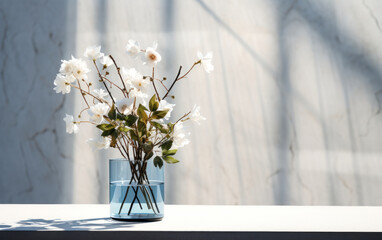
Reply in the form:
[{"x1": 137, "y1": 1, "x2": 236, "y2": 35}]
[
  {"x1": 149, "y1": 95, "x2": 159, "y2": 111},
  {"x1": 101, "y1": 128, "x2": 115, "y2": 137},
  {"x1": 129, "y1": 129, "x2": 138, "y2": 141},
  {"x1": 125, "y1": 114, "x2": 138, "y2": 127},
  {"x1": 110, "y1": 131, "x2": 118, "y2": 148},
  {"x1": 151, "y1": 110, "x2": 169, "y2": 120},
  {"x1": 160, "y1": 128, "x2": 169, "y2": 134},
  {"x1": 137, "y1": 104, "x2": 148, "y2": 123},
  {"x1": 137, "y1": 120, "x2": 146, "y2": 137},
  {"x1": 144, "y1": 151, "x2": 154, "y2": 161},
  {"x1": 153, "y1": 156, "x2": 163, "y2": 168},
  {"x1": 151, "y1": 121, "x2": 169, "y2": 134},
  {"x1": 161, "y1": 140, "x2": 173, "y2": 151},
  {"x1": 143, "y1": 142, "x2": 154, "y2": 153},
  {"x1": 163, "y1": 149, "x2": 177, "y2": 157},
  {"x1": 120, "y1": 127, "x2": 129, "y2": 133},
  {"x1": 163, "y1": 156, "x2": 179, "y2": 164},
  {"x1": 96, "y1": 124, "x2": 114, "y2": 131},
  {"x1": 152, "y1": 102, "x2": 159, "y2": 112},
  {"x1": 167, "y1": 122, "x2": 174, "y2": 133},
  {"x1": 151, "y1": 121, "x2": 163, "y2": 129},
  {"x1": 108, "y1": 104, "x2": 116, "y2": 120},
  {"x1": 151, "y1": 121, "x2": 169, "y2": 133},
  {"x1": 116, "y1": 113, "x2": 125, "y2": 121}
]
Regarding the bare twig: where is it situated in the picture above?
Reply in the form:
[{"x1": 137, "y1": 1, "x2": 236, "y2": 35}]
[
  {"x1": 162, "y1": 62, "x2": 200, "y2": 100},
  {"x1": 162, "y1": 66, "x2": 182, "y2": 100},
  {"x1": 151, "y1": 67, "x2": 160, "y2": 101},
  {"x1": 93, "y1": 60, "x2": 115, "y2": 104},
  {"x1": 109, "y1": 55, "x2": 128, "y2": 97},
  {"x1": 76, "y1": 79, "x2": 90, "y2": 108}
]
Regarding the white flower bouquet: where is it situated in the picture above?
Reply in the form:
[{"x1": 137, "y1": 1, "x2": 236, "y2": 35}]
[{"x1": 54, "y1": 40, "x2": 212, "y2": 217}]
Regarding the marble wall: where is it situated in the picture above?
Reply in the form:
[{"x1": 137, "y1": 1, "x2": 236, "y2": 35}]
[{"x1": 1, "y1": 0, "x2": 382, "y2": 205}]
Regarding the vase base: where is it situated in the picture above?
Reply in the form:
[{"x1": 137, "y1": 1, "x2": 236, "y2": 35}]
[
  {"x1": 111, "y1": 212, "x2": 163, "y2": 222},
  {"x1": 111, "y1": 217, "x2": 163, "y2": 222}
]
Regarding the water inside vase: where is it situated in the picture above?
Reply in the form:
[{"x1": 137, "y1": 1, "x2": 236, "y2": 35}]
[{"x1": 110, "y1": 180, "x2": 164, "y2": 220}]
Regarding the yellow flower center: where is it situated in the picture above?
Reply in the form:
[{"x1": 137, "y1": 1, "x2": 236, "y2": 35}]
[{"x1": 149, "y1": 53, "x2": 156, "y2": 61}]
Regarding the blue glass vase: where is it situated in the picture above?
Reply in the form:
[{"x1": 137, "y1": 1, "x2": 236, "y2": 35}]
[{"x1": 109, "y1": 158, "x2": 164, "y2": 221}]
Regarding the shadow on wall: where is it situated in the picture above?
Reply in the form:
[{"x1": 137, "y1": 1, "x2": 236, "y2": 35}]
[
  {"x1": 270, "y1": 0, "x2": 382, "y2": 205},
  {"x1": 0, "y1": 0, "x2": 77, "y2": 203},
  {"x1": 194, "y1": 0, "x2": 382, "y2": 205}
]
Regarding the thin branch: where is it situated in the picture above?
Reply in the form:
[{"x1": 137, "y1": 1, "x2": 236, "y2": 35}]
[
  {"x1": 93, "y1": 60, "x2": 116, "y2": 104},
  {"x1": 116, "y1": 142, "x2": 128, "y2": 159},
  {"x1": 162, "y1": 62, "x2": 200, "y2": 100},
  {"x1": 157, "y1": 79, "x2": 168, "y2": 91},
  {"x1": 102, "y1": 75, "x2": 124, "y2": 91},
  {"x1": 177, "y1": 62, "x2": 198, "y2": 81},
  {"x1": 69, "y1": 84, "x2": 108, "y2": 105},
  {"x1": 74, "y1": 120, "x2": 97, "y2": 125},
  {"x1": 151, "y1": 67, "x2": 160, "y2": 101},
  {"x1": 76, "y1": 79, "x2": 90, "y2": 108},
  {"x1": 109, "y1": 55, "x2": 128, "y2": 97},
  {"x1": 162, "y1": 66, "x2": 182, "y2": 100},
  {"x1": 79, "y1": 107, "x2": 90, "y2": 118},
  {"x1": 117, "y1": 139, "x2": 130, "y2": 160},
  {"x1": 175, "y1": 111, "x2": 191, "y2": 125}
]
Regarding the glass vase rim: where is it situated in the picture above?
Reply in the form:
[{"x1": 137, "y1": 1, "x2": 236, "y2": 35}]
[{"x1": 109, "y1": 158, "x2": 152, "y2": 162}]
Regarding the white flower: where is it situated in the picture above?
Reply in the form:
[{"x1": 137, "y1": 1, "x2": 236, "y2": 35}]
[
  {"x1": 126, "y1": 40, "x2": 141, "y2": 57},
  {"x1": 116, "y1": 98, "x2": 134, "y2": 115},
  {"x1": 100, "y1": 55, "x2": 113, "y2": 67},
  {"x1": 142, "y1": 41, "x2": 161, "y2": 66},
  {"x1": 121, "y1": 67, "x2": 144, "y2": 85},
  {"x1": 197, "y1": 51, "x2": 214, "y2": 73},
  {"x1": 53, "y1": 74, "x2": 75, "y2": 94},
  {"x1": 92, "y1": 88, "x2": 109, "y2": 100},
  {"x1": 172, "y1": 122, "x2": 190, "y2": 149},
  {"x1": 130, "y1": 77, "x2": 150, "y2": 93},
  {"x1": 63, "y1": 114, "x2": 79, "y2": 134},
  {"x1": 59, "y1": 59, "x2": 76, "y2": 75},
  {"x1": 88, "y1": 103, "x2": 109, "y2": 123},
  {"x1": 87, "y1": 136, "x2": 111, "y2": 150},
  {"x1": 121, "y1": 67, "x2": 150, "y2": 96},
  {"x1": 71, "y1": 57, "x2": 91, "y2": 82},
  {"x1": 189, "y1": 104, "x2": 206, "y2": 125},
  {"x1": 84, "y1": 46, "x2": 103, "y2": 61},
  {"x1": 158, "y1": 99, "x2": 175, "y2": 120},
  {"x1": 60, "y1": 56, "x2": 91, "y2": 82},
  {"x1": 129, "y1": 88, "x2": 148, "y2": 102}
]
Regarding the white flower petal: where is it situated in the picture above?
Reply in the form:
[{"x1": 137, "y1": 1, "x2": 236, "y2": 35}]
[
  {"x1": 152, "y1": 41, "x2": 158, "y2": 50},
  {"x1": 197, "y1": 51, "x2": 214, "y2": 73},
  {"x1": 100, "y1": 55, "x2": 113, "y2": 67},
  {"x1": 92, "y1": 88, "x2": 109, "y2": 100},
  {"x1": 197, "y1": 51, "x2": 203, "y2": 59},
  {"x1": 87, "y1": 136, "x2": 111, "y2": 150},
  {"x1": 142, "y1": 44, "x2": 161, "y2": 67},
  {"x1": 84, "y1": 46, "x2": 103, "y2": 60},
  {"x1": 53, "y1": 74, "x2": 75, "y2": 94},
  {"x1": 158, "y1": 99, "x2": 175, "y2": 120},
  {"x1": 116, "y1": 98, "x2": 134, "y2": 115},
  {"x1": 63, "y1": 114, "x2": 79, "y2": 134},
  {"x1": 88, "y1": 103, "x2": 109, "y2": 123},
  {"x1": 129, "y1": 88, "x2": 148, "y2": 103},
  {"x1": 126, "y1": 40, "x2": 141, "y2": 57},
  {"x1": 172, "y1": 122, "x2": 190, "y2": 149},
  {"x1": 190, "y1": 104, "x2": 206, "y2": 125}
]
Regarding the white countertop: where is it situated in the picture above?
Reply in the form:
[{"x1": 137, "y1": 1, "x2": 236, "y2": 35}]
[{"x1": 0, "y1": 204, "x2": 382, "y2": 232}]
